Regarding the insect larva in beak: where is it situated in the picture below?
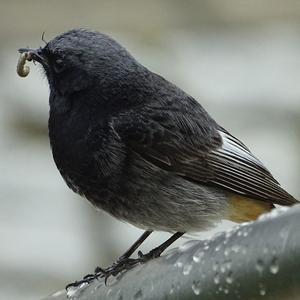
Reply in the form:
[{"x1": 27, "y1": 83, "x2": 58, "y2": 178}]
[{"x1": 17, "y1": 52, "x2": 32, "y2": 77}]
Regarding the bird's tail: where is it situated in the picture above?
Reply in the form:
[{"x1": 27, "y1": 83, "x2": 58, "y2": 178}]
[{"x1": 226, "y1": 194, "x2": 298, "y2": 223}]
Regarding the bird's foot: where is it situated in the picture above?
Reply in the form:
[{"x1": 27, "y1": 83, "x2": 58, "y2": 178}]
[
  {"x1": 65, "y1": 271, "x2": 104, "y2": 290},
  {"x1": 137, "y1": 247, "x2": 163, "y2": 263},
  {"x1": 65, "y1": 256, "x2": 140, "y2": 289},
  {"x1": 94, "y1": 256, "x2": 140, "y2": 284}
]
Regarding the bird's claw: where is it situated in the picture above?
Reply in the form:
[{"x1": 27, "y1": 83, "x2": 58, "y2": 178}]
[
  {"x1": 65, "y1": 246, "x2": 165, "y2": 289},
  {"x1": 66, "y1": 256, "x2": 141, "y2": 289},
  {"x1": 100, "y1": 257, "x2": 140, "y2": 284},
  {"x1": 65, "y1": 274, "x2": 98, "y2": 290}
]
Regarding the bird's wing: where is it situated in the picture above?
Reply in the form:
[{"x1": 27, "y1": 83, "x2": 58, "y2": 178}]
[
  {"x1": 207, "y1": 129, "x2": 296, "y2": 205},
  {"x1": 112, "y1": 109, "x2": 297, "y2": 206}
]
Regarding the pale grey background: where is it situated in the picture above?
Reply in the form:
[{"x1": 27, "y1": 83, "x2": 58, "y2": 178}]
[{"x1": 0, "y1": 1, "x2": 299, "y2": 299}]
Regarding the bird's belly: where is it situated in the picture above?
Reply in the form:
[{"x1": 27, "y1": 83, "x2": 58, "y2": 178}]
[
  {"x1": 116, "y1": 180, "x2": 230, "y2": 232},
  {"x1": 97, "y1": 159, "x2": 231, "y2": 233},
  {"x1": 51, "y1": 133, "x2": 231, "y2": 233}
]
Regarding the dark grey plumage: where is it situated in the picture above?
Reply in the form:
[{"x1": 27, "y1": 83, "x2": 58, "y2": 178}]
[{"x1": 20, "y1": 29, "x2": 298, "y2": 233}]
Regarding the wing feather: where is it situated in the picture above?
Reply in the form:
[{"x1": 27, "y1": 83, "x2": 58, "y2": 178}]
[
  {"x1": 113, "y1": 109, "x2": 298, "y2": 206},
  {"x1": 206, "y1": 130, "x2": 296, "y2": 205}
]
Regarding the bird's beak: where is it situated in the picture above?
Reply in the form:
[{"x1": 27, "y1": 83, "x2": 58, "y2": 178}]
[{"x1": 18, "y1": 47, "x2": 48, "y2": 67}]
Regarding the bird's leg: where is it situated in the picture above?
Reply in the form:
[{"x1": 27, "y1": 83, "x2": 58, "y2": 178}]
[
  {"x1": 97, "y1": 231, "x2": 184, "y2": 283},
  {"x1": 66, "y1": 231, "x2": 184, "y2": 289},
  {"x1": 138, "y1": 232, "x2": 184, "y2": 262},
  {"x1": 66, "y1": 230, "x2": 152, "y2": 288},
  {"x1": 95, "y1": 230, "x2": 153, "y2": 276}
]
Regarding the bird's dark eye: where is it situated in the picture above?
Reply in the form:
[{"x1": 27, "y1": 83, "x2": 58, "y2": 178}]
[{"x1": 53, "y1": 59, "x2": 65, "y2": 73}]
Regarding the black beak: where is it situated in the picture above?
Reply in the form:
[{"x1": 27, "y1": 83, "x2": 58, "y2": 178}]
[{"x1": 18, "y1": 47, "x2": 48, "y2": 67}]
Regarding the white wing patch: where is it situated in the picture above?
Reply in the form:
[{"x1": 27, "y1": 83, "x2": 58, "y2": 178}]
[{"x1": 216, "y1": 131, "x2": 266, "y2": 171}]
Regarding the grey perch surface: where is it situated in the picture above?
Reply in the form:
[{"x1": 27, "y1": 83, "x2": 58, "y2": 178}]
[{"x1": 43, "y1": 205, "x2": 300, "y2": 300}]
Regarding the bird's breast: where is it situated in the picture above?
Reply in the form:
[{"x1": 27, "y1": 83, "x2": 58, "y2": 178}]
[
  {"x1": 48, "y1": 106, "x2": 128, "y2": 205},
  {"x1": 48, "y1": 107, "x2": 97, "y2": 190}
]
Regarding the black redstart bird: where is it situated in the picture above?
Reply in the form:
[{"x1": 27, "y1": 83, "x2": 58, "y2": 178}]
[{"x1": 18, "y1": 29, "x2": 298, "y2": 284}]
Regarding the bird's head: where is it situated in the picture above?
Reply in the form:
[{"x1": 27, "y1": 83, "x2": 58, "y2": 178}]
[{"x1": 19, "y1": 29, "x2": 141, "y2": 98}]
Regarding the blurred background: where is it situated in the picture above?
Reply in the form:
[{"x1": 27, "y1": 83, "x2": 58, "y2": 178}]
[{"x1": 1, "y1": 1, "x2": 300, "y2": 299}]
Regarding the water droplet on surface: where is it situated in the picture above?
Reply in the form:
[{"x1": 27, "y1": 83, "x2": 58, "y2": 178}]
[
  {"x1": 134, "y1": 289, "x2": 143, "y2": 300},
  {"x1": 66, "y1": 283, "x2": 88, "y2": 298},
  {"x1": 259, "y1": 283, "x2": 266, "y2": 296},
  {"x1": 263, "y1": 246, "x2": 269, "y2": 254},
  {"x1": 183, "y1": 263, "x2": 192, "y2": 275},
  {"x1": 220, "y1": 264, "x2": 226, "y2": 273},
  {"x1": 106, "y1": 289, "x2": 112, "y2": 296},
  {"x1": 226, "y1": 270, "x2": 233, "y2": 284},
  {"x1": 214, "y1": 272, "x2": 220, "y2": 284},
  {"x1": 169, "y1": 284, "x2": 175, "y2": 295},
  {"x1": 213, "y1": 261, "x2": 219, "y2": 271},
  {"x1": 225, "y1": 231, "x2": 232, "y2": 242},
  {"x1": 224, "y1": 248, "x2": 230, "y2": 256},
  {"x1": 270, "y1": 257, "x2": 279, "y2": 274},
  {"x1": 256, "y1": 259, "x2": 264, "y2": 274},
  {"x1": 193, "y1": 250, "x2": 204, "y2": 263},
  {"x1": 66, "y1": 288, "x2": 77, "y2": 298},
  {"x1": 242, "y1": 228, "x2": 251, "y2": 237},
  {"x1": 215, "y1": 244, "x2": 221, "y2": 252},
  {"x1": 225, "y1": 260, "x2": 232, "y2": 270},
  {"x1": 224, "y1": 288, "x2": 229, "y2": 294},
  {"x1": 175, "y1": 261, "x2": 183, "y2": 268},
  {"x1": 192, "y1": 280, "x2": 201, "y2": 295},
  {"x1": 231, "y1": 245, "x2": 240, "y2": 253},
  {"x1": 221, "y1": 259, "x2": 230, "y2": 273},
  {"x1": 174, "y1": 256, "x2": 185, "y2": 268}
]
